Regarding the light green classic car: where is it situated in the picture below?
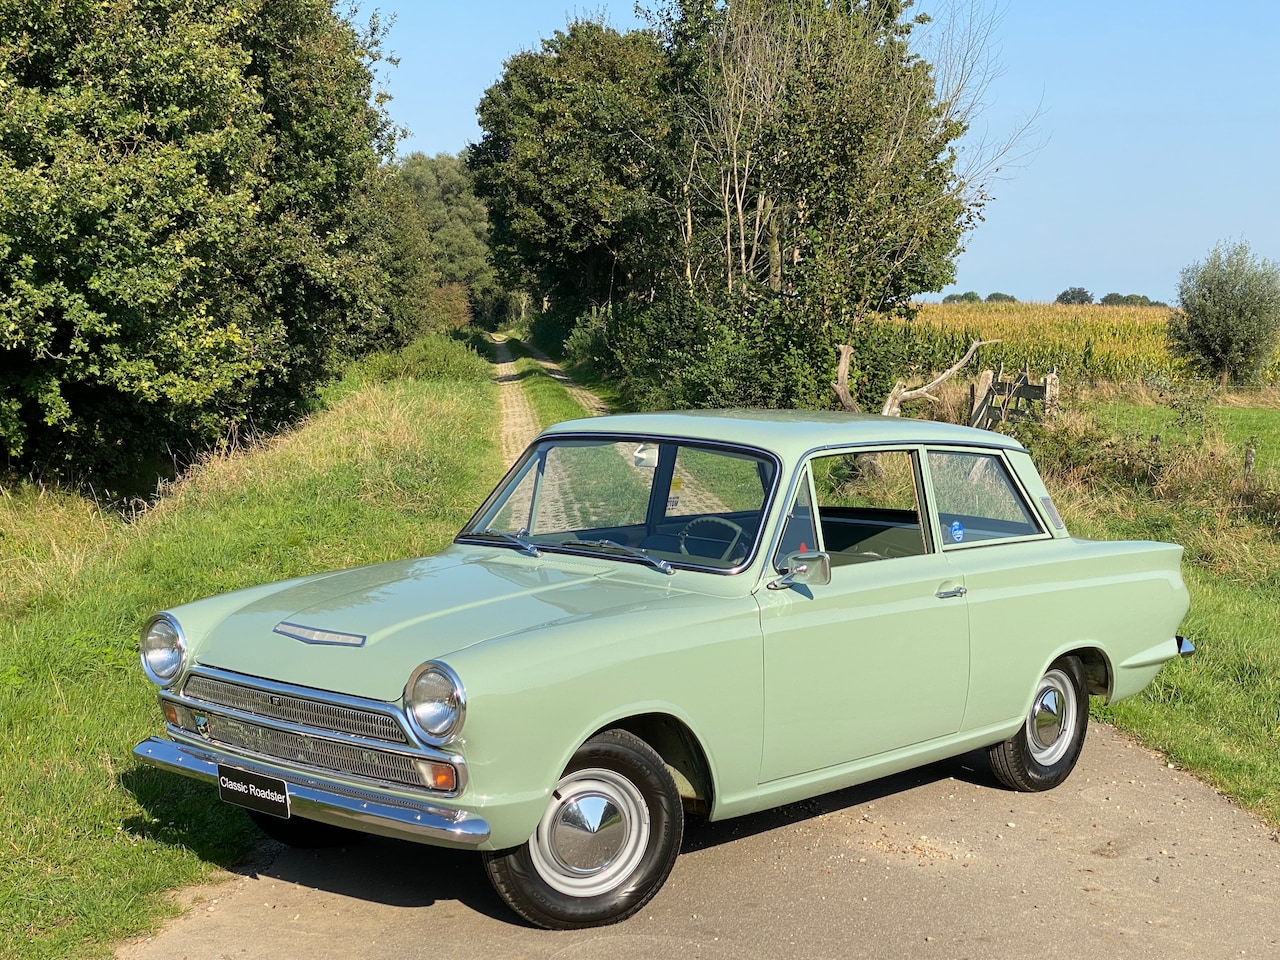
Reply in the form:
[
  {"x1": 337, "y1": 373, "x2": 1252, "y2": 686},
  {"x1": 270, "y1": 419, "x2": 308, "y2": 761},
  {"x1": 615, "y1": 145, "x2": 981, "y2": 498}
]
[{"x1": 134, "y1": 410, "x2": 1191, "y2": 928}]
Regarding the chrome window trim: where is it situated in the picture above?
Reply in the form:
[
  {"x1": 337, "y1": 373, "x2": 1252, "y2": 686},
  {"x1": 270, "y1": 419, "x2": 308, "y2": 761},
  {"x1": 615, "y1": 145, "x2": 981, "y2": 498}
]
[
  {"x1": 766, "y1": 443, "x2": 936, "y2": 578},
  {"x1": 920, "y1": 445, "x2": 1052, "y2": 550}
]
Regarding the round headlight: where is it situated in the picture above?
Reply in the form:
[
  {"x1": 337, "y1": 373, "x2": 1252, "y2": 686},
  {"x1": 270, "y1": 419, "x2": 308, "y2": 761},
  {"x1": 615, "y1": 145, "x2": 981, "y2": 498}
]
[
  {"x1": 141, "y1": 614, "x2": 186, "y2": 687},
  {"x1": 406, "y1": 662, "x2": 465, "y2": 743}
]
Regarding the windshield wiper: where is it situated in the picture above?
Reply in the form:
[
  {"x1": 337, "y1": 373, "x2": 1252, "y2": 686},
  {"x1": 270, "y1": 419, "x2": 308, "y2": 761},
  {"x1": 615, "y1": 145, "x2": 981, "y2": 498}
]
[
  {"x1": 561, "y1": 539, "x2": 674, "y2": 575},
  {"x1": 469, "y1": 529, "x2": 542, "y2": 557}
]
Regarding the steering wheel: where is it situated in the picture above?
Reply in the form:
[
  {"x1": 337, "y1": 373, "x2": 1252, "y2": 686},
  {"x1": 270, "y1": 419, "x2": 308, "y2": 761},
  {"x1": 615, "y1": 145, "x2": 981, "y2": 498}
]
[{"x1": 677, "y1": 516, "x2": 746, "y2": 562}]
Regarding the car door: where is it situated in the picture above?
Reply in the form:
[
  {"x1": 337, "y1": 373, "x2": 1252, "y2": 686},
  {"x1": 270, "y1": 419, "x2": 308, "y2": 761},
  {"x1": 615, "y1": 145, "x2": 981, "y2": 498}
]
[{"x1": 757, "y1": 447, "x2": 970, "y2": 783}]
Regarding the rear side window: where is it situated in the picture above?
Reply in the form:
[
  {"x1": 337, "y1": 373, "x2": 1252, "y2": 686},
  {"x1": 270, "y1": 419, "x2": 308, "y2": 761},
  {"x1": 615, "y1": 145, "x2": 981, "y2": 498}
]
[{"x1": 927, "y1": 450, "x2": 1042, "y2": 546}]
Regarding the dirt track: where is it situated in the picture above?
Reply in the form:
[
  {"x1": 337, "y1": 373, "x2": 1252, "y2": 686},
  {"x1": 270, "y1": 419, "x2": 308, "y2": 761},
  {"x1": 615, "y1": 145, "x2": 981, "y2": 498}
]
[{"x1": 114, "y1": 355, "x2": 1279, "y2": 960}]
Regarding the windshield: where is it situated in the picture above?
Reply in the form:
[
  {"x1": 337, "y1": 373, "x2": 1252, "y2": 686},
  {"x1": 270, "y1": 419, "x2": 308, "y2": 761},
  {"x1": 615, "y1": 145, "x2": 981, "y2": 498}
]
[{"x1": 459, "y1": 436, "x2": 778, "y2": 572}]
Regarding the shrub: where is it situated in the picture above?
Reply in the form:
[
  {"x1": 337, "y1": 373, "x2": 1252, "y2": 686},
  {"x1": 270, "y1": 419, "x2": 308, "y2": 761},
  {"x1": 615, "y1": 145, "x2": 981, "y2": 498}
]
[
  {"x1": 942, "y1": 291, "x2": 982, "y2": 304},
  {"x1": 348, "y1": 334, "x2": 492, "y2": 385},
  {"x1": 985, "y1": 292, "x2": 1017, "y2": 303},
  {"x1": 1168, "y1": 240, "x2": 1280, "y2": 385}
]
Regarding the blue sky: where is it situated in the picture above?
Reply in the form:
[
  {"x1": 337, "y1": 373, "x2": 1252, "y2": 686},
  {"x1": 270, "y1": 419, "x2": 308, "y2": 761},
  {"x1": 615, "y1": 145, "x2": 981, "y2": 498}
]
[{"x1": 377, "y1": 2, "x2": 1280, "y2": 304}]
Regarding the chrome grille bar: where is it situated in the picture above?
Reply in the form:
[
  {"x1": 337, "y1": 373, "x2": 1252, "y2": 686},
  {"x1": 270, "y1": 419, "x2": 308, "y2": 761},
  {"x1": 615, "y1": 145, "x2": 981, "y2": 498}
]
[
  {"x1": 203, "y1": 714, "x2": 426, "y2": 788},
  {"x1": 183, "y1": 674, "x2": 409, "y2": 744}
]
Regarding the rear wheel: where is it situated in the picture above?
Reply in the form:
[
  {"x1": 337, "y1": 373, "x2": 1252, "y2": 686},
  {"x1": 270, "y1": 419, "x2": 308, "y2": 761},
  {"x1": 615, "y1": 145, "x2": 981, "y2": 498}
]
[
  {"x1": 482, "y1": 729, "x2": 683, "y2": 929},
  {"x1": 247, "y1": 810, "x2": 365, "y2": 848},
  {"x1": 988, "y1": 655, "x2": 1089, "y2": 792}
]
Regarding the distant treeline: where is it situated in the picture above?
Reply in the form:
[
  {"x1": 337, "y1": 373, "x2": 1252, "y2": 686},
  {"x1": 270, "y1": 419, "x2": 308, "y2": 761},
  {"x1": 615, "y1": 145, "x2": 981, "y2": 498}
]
[{"x1": 942, "y1": 289, "x2": 1169, "y2": 307}]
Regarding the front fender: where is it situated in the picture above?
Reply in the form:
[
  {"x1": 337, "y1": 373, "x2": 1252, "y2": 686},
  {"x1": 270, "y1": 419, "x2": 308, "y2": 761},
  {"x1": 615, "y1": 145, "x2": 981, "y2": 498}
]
[{"x1": 446, "y1": 597, "x2": 763, "y2": 849}]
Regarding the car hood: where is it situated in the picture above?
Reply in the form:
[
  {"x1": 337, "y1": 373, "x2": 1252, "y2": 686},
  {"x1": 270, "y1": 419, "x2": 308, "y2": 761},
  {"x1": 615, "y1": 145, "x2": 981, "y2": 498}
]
[{"x1": 178, "y1": 547, "x2": 693, "y2": 702}]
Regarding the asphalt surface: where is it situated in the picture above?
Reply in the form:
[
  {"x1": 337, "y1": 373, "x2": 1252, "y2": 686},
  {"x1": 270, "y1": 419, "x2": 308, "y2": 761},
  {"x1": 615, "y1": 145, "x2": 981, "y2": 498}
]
[{"x1": 115, "y1": 723, "x2": 1279, "y2": 960}]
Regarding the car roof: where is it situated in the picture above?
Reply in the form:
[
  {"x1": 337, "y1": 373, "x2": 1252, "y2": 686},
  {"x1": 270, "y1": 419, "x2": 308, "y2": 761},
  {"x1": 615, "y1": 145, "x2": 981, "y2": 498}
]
[{"x1": 540, "y1": 409, "x2": 1026, "y2": 458}]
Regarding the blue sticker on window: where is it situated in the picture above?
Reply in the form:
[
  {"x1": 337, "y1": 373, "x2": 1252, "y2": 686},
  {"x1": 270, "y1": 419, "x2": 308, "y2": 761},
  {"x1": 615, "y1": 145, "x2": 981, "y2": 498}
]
[{"x1": 949, "y1": 520, "x2": 965, "y2": 543}]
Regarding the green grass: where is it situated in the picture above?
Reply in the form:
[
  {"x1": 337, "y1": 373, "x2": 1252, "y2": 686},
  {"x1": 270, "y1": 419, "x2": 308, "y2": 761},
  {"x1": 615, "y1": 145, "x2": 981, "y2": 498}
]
[
  {"x1": 1045, "y1": 391, "x2": 1280, "y2": 824},
  {"x1": 507, "y1": 348, "x2": 593, "y2": 428},
  {"x1": 1093, "y1": 401, "x2": 1280, "y2": 478},
  {"x1": 0, "y1": 338, "x2": 502, "y2": 960},
  {"x1": 1099, "y1": 568, "x2": 1280, "y2": 819}
]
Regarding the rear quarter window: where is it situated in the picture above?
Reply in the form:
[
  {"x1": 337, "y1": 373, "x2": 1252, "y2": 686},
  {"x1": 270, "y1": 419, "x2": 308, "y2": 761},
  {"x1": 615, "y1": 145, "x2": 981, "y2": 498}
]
[{"x1": 927, "y1": 449, "x2": 1043, "y2": 546}]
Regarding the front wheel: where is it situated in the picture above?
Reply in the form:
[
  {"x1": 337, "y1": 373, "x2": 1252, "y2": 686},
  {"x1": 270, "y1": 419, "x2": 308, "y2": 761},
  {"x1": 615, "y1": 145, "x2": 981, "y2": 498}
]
[
  {"x1": 988, "y1": 655, "x2": 1089, "y2": 792},
  {"x1": 482, "y1": 729, "x2": 684, "y2": 929}
]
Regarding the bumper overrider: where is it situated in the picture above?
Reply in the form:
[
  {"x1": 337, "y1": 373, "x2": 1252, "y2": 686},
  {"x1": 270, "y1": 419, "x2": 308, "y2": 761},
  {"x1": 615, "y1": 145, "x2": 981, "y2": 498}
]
[{"x1": 132, "y1": 666, "x2": 490, "y2": 847}]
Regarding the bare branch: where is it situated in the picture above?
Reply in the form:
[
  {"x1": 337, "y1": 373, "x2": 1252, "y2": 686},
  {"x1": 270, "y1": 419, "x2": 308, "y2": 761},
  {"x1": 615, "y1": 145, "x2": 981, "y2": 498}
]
[{"x1": 880, "y1": 338, "x2": 1000, "y2": 417}]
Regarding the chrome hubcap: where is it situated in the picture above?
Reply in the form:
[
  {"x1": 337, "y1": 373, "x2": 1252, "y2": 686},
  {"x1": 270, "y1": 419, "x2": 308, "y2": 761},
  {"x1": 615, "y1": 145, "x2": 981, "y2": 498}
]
[
  {"x1": 1026, "y1": 669, "x2": 1076, "y2": 766},
  {"x1": 530, "y1": 768, "x2": 650, "y2": 897},
  {"x1": 549, "y1": 792, "x2": 626, "y2": 872}
]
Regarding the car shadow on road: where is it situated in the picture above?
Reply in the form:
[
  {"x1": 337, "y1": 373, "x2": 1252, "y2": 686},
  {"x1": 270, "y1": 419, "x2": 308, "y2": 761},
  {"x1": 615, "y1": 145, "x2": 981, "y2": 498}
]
[
  {"x1": 261, "y1": 834, "x2": 513, "y2": 920},
  {"x1": 206, "y1": 747, "x2": 1005, "y2": 927},
  {"x1": 682, "y1": 747, "x2": 1001, "y2": 854}
]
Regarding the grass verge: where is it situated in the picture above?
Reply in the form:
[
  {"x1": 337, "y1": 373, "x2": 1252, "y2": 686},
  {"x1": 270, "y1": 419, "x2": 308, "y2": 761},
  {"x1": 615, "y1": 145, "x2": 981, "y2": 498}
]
[
  {"x1": 0, "y1": 338, "x2": 501, "y2": 960},
  {"x1": 502, "y1": 339, "x2": 593, "y2": 428},
  {"x1": 1023, "y1": 390, "x2": 1280, "y2": 825}
]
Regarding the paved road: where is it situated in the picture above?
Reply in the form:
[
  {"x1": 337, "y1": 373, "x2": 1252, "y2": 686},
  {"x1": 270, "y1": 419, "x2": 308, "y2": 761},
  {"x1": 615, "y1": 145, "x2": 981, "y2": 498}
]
[{"x1": 116, "y1": 724, "x2": 1278, "y2": 960}]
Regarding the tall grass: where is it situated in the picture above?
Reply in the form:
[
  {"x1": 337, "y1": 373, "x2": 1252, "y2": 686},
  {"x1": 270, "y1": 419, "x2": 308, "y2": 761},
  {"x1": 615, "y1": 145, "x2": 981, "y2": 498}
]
[
  {"x1": 1016, "y1": 390, "x2": 1280, "y2": 822},
  {"x1": 0, "y1": 336, "x2": 501, "y2": 960}
]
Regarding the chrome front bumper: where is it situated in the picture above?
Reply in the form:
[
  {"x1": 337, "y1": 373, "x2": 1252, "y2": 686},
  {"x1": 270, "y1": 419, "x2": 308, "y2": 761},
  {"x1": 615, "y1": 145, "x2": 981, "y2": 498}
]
[{"x1": 133, "y1": 736, "x2": 491, "y2": 847}]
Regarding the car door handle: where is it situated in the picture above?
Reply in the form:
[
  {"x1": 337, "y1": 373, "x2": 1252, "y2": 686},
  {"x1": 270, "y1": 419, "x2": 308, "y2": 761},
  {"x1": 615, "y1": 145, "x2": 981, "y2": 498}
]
[{"x1": 936, "y1": 586, "x2": 968, "y2": 599}]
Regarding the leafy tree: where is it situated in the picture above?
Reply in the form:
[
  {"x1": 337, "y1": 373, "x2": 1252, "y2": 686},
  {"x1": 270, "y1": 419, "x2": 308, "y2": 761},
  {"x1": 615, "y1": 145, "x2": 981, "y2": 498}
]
[
  {"x1": 764, "y1": 1, "x2": 971, "y2": 332},
  {"x1": 477, "y1": 2, "x2": 1014, "y2": 408},
  {"x1": 469, "y1": 21, "x2": 674, "y2": 315},
  {"x1": 0, "y1": 0, "x2": 399, "y2": 480},
  {"x1": 986, "y1": 292, "x2": 1017, "y2": 303},
  {"x1": 1100, "y1": 292, "x2": 1165, "y2": 307},
  {"x1": 394, "y1": 153, "x2": 509, "y2": 327},
  {"x1": 1055, "y1": 287, "x2": 1094, "y2": 305},
  {"x1": 942, "y1": 291, "x2": 982, "y2": 303},
  {"x1": 1169, "y1": 240, "x2": 1280, "y2": 385}
]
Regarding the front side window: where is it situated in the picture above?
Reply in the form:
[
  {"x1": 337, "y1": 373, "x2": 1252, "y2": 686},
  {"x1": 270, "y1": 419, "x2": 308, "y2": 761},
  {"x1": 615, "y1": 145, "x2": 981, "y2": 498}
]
[
  {"x1": 927, "y1": 450, "x2": 1042, "y2": 546},
  {"x1": 462, "y1": 437, "x2": 777, "y2": 571},
  {"x1": 775, "y1": 450, "x2": 929, "y2": 569}
]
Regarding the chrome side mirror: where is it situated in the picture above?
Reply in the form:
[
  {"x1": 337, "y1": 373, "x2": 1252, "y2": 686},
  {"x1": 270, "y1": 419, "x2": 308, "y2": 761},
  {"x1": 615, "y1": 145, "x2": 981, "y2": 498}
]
[{"x1": 767, "y1": 551, "x2": 831, "y2": 591}]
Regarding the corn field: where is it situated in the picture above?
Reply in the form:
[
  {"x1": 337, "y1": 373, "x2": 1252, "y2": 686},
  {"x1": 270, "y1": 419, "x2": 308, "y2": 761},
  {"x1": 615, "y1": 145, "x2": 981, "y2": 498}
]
[{"x1": 906, "y1": 302, "x2": 1186, "y2": 383}]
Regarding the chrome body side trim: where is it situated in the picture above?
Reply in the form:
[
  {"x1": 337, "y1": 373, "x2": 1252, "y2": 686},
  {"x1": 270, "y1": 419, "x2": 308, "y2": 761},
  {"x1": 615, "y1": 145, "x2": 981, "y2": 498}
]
[{"x1": 133, "y1": 737, "x2": 490, "y2": 846}]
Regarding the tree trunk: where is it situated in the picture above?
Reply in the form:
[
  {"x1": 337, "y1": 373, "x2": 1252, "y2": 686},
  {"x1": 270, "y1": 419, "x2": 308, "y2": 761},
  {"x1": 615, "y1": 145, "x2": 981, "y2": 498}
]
[{"x1": 832, "y1": 344, "x2": 862, "y2": 412}]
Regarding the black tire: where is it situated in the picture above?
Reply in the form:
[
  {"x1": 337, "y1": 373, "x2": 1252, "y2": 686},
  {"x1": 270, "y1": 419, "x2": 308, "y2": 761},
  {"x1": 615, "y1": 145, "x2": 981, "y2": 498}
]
[
  {"x1": 247, "y1": 809, "x2": 366, "y2": 848},
  {"x1": 988, "y1": 655, "x2": 1089, "y2": 792},
  {"x1": 482, "y1": 729, "x2": 684, "y2": 930}
]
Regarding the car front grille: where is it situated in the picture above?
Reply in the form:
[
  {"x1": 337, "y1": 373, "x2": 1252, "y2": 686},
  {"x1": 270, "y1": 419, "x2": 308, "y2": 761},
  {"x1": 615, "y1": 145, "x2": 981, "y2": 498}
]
[
  {"x1": 183, "y1": 674, "x2": 409, "y2": 744},
  {"x1": 176, "y1": 671, "x2": 444, "y2": 791},
  {"x1": 201, "y1": 714, "x2": 426, "y2": 788}
]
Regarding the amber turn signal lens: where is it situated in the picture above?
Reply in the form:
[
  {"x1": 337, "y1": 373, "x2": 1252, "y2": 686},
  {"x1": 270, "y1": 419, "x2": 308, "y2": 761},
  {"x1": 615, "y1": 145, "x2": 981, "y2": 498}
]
[{"x1": 425, "y1": 763, "x2": 457, "y2": 793}]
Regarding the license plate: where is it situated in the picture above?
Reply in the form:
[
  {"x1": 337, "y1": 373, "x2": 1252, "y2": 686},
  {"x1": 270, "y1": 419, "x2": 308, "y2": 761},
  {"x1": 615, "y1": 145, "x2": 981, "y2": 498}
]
[{"x1": 217, "y1": 765, "x2": 291, "y2": 819}]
